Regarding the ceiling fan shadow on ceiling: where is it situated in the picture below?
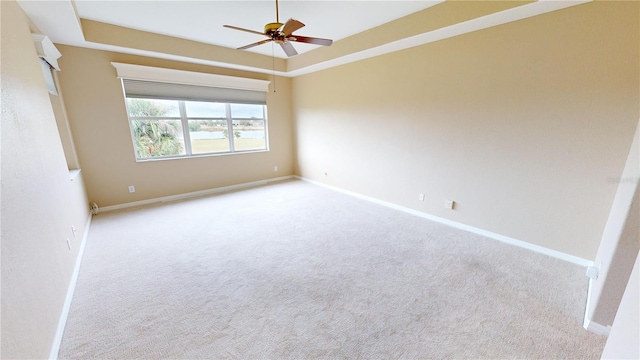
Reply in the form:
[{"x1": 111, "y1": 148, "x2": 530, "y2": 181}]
[{"x1": 223, "y1": 0, "x2": 333, "y2": 57}]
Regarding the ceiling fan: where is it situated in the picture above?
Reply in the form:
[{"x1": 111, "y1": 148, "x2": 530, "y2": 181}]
[{"x1": 223, "y1": 0, "x2": 333, "y2": 57}]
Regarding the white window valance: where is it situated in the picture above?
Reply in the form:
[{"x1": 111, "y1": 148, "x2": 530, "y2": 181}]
[
  {"x1": 111, "y1": 63, "x2": 270, "y2": 104},
  {"x1": 111, "y1": 63, "x2": 270, "y2": 92}
]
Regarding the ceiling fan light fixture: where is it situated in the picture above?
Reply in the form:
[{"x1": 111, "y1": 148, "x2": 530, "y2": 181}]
[{"x1": 223, "y1": 0, "x2": 333, "y2": 57}]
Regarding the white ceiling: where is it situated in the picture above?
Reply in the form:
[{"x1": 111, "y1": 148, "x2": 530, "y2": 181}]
[
  {"x1": 17, "y1": 0, "x2": 440, "y2": 59},
  {"x1": 17, "y1": 0, "x2": 592, "y2": 76}
]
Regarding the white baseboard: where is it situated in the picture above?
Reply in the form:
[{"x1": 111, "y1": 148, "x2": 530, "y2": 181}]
[
  {"x1": 49, "y1": 213, "x2": 92, "y2": 360},
  {"x1": 583, "y1": 267, "x2": 611, "y2": 336},
  {"x1": 46, "y1": 176, "x2": 600, "y2": 358},
  {"x1": 584, "y1": 319, "x2": 611, "y2": 336},
  {"x1": 296, "y1": 176, "x2": 593, "y2": 268},
  {"x1": 583, "y1": 276, "x2": 594, "y2": 330},
  {"x1": 97, "y1": 176, "x2": 294, "y2": 213}
]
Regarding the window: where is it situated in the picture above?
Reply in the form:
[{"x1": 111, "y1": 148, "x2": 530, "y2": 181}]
[
  {"x1": 112, "y1": 62, "x2": 271, "y2": 161},
  {"x1": 126, "y1": 98, "x2": 267, "y2": 160}
]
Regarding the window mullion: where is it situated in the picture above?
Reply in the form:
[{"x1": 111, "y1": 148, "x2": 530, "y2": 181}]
[
  {"x1": 225, "y1": 103, "x2": 235, "y2": 152},
  {"x1": 179, "y1": 101, "x2": 192, "y2": 155},
  {"x1": 263, "y1": 105, "x2": 269, "y2": 151}
]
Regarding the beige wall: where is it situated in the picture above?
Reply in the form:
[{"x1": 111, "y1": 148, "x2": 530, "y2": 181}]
[
  {"x1": 292, "y1": 1, "x2": 639, "y2": 261},
  {"x1": 1, "y1": 1, "x2": 90, "y2": 358},
  {"x1": 56, "y1": 46, "x2": 294, "y2": 207}
]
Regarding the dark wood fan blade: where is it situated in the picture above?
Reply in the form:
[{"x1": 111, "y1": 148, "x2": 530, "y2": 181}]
[
  {"x1": 223, "y1": 25, "x2": 265, "y2": 37},
  {"x1": 238, "y1": 39, "x2": 273, "y2": 50},
  {"x1": 280, "y1": 41, "x2": 298, "y2": 57},
  {"x1": 289, "y1": 35, "x2": 333, "y2": 46},
  {"x1": 281, "y1": 18, "x2": 305, "y2": 37}
]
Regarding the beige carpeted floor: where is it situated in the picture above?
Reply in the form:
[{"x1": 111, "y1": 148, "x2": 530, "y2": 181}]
[{"x1": 59, "y1": 180, "x2": 606, "y2": 359}]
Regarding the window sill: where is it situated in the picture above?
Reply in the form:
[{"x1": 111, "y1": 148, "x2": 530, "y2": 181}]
[{"x1": 134, "y1": 149, "x2": 269, "y2": 163}]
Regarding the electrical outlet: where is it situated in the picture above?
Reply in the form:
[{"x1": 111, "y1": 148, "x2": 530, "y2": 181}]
[
  {"x1": 274, "y1": 165, "x2": 278, "y2": 172},
  {"x1": 419, "y1": 193, "x2": 425, "y2": 201},
  {"x1": 445, "y1": 200, "x2": 455, "y2": 210},
  {"x1": 128, "y1": 185, "x2": 135, "y2": 193}
]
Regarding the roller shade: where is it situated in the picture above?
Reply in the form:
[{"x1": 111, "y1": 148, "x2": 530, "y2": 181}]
[
  {"x1": 122, "y1": 79, "x2": 266, "y2": 105},
  {"x1": 112, "y1": 62, "x2": 270, "y2": 105}
]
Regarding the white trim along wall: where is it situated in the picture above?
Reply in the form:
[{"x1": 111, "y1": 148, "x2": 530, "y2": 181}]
[
  {"x1": 49, "y1": 214, "x2": 92, "y2": 359},
  {"x1": 295, "y1": 176, "x2": 593, "y2": 268},
  {"x1": 96, "y1": 174, "x2": 593, "y2": 268}
]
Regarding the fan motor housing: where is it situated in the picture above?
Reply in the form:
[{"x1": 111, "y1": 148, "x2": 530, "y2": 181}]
[{"x1": 264, "y1": 22, "x2": 283, "y2": 35}]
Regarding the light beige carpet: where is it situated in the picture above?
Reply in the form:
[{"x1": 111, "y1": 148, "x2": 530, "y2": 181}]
[{"x1": 59, "y1": 180, "x2": 606, "y2": 359}]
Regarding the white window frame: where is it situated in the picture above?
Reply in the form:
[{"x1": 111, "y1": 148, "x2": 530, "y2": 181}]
[
  {"x1": 125, "y1": 98, "x2": 268, "y2": 160},
  {"x1": 112, "y1": 63, "x2": 271, "y2": 162}
]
